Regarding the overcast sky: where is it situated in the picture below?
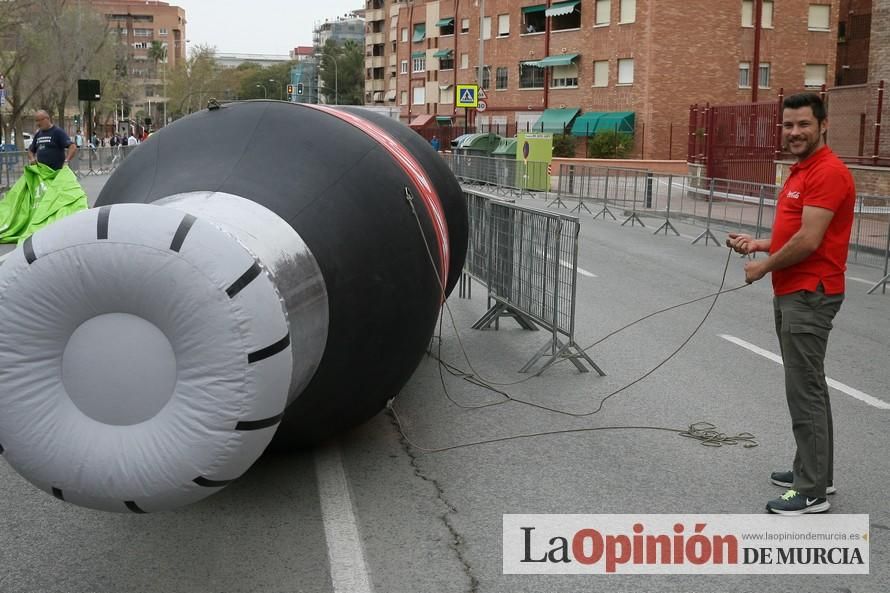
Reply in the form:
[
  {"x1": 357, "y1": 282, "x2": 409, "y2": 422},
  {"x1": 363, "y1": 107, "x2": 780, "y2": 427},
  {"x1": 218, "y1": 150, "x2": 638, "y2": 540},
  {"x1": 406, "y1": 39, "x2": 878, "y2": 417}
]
[{"x1": 173, "y1": 1, "x2": 365, "y2": 56}]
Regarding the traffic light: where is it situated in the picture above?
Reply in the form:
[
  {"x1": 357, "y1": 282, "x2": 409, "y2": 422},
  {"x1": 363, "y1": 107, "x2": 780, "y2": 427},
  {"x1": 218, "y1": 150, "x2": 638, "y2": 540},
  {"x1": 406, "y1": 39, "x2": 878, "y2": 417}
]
[
  {"x1": 297, "y1": 83, "x2": 304, "y2": 96},
  {"x1": 287, "y1": 84, "x2": 294, "y2": 96}
]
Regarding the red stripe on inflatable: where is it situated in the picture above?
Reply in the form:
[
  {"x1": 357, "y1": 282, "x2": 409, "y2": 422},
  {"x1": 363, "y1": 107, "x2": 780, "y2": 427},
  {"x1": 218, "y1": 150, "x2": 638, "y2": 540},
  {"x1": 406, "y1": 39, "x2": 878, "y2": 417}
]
[{"x1": 306, "y1": 105, "x2": 450, "y2": 288}]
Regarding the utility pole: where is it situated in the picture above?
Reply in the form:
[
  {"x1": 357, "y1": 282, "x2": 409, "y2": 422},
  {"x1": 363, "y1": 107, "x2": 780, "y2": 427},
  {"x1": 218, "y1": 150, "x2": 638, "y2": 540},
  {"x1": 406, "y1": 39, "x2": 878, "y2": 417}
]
[
  {"x1": 477, "y1": 0, "x2": 485, "y2": 93},
  {"x1": 752, "y1": 0, "x2": 763, "y2": 103}
]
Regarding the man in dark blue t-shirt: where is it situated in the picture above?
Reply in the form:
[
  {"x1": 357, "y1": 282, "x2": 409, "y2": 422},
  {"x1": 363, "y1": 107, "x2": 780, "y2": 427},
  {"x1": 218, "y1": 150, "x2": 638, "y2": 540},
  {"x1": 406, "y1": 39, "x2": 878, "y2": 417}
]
[{"x1": 28, "y1": 110, "x2": 76, "y2": 170}]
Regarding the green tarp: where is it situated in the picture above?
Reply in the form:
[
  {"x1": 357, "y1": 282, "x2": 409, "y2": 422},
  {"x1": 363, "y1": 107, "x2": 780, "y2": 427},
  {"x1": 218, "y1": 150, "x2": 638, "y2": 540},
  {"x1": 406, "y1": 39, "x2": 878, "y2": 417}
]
[
  {"x1": 522, "y1": 4, "x2": 547, "y2": 13},
  {"x1": 435, "y1": 17, "x2": 454, "y2": 27},
  {"x1": 433, "y1": 48, "x2": 453, "y2": 58},
  {"x1": 571, "y1": 112, "x2": 636, "y2": 136},
  {"x1": 413, "y1": 24, "x2": 426, "y2": 42},
  {"x1": 527, "y1": 53, "x2": 579, "y2": 68},
  {"x1": 0, "y1": 164, "x2": 88, "y2": 244},
  {"x1": 593, "y1": 111, "x2": 636, "y2": 134},
  {"x1": 532, "y1": 107, "x2": 580, "y2": 133},
  {"x1": 545, "y1": 0, "x2": 580, "y2": 17}
]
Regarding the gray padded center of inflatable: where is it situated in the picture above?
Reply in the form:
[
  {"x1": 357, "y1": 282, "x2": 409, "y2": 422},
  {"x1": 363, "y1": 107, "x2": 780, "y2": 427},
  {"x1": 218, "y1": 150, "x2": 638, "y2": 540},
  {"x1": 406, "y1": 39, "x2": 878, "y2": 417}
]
[{"x1": 62, "y1": 313, "x2": 177, "y2": 426}]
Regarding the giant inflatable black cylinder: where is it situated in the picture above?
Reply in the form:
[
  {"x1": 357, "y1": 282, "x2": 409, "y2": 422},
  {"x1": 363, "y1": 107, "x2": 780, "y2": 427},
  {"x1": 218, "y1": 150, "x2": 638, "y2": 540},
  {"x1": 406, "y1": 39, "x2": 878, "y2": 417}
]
[{"x1": 0, "y1": 101, "x2": 467, "y2": 511}]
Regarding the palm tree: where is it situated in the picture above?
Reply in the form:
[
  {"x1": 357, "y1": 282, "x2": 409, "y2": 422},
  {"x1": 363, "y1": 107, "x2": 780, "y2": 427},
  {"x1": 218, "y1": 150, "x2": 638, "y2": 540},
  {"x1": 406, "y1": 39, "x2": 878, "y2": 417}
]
[{"x1": 148, "y1": 40, "x2": 168, "y2": 127}]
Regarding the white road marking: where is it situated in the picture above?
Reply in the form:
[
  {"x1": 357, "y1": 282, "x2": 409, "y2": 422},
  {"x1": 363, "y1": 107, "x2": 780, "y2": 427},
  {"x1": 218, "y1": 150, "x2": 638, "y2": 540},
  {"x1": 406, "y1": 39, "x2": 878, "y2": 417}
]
[
  {"x1": 560, "y1": 259, "x2": 597, "y2": 278},
  {"x1": 848, "y1": 276, "x2": 877, "y2": 286},
  {"x1": 314, "y1": 445, "x2": 374, "y2": 593},
  {"x1": 719, "y1": 334, "x2": 890, "y2": 410}
]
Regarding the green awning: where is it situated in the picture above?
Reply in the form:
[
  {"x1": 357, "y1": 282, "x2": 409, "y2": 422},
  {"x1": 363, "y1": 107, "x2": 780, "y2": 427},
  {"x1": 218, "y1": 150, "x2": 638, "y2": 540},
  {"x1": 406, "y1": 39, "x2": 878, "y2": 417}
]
[
  {"x1": 522, "y1": 4, "x2": 547, "y2": 14},
  {"x1": 591, "y1": 111, "x2": 635, "y2": 134},
  {"x1": 545, "y1": 0, "x2": 580, "y2": 17},
  {"x1": 433, "y1": 48, "x2": 454, "y2": 58},
  {"x1": 436, "y1": 17, "x2": 455, "y2": 27},
  {"x1": 532, "y1": 107, "x2": 580, "y2": 134},
  {"x1": 436, "y1": 116, "x2": 453, "y2": 125},
  {"x1": 571, "y1": 112, "x2": 605, "y2": 136},
  {"x1": 527, "y1": 53, "x2": 579, "y2": 68},
  {"x1": 411, "y1": 50, "x2": 425, "y2": 58},
  {"x1": 413, "y1": 24, "x2": 426, "y2": 42}
]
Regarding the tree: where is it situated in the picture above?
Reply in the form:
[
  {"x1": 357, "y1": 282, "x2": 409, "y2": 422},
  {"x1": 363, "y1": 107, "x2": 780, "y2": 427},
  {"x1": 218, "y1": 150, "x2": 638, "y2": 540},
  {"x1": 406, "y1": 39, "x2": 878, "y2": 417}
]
[
  {"x1": 166, "y1": 44, "x2": 220, "y2": 119},
  {"x1": 0, "y1": 1, "x2": 118, "y2": 145},
  {"x1": 30, "y1": 1, "x2": 114, "y2": 131},
  {"x1": 587, "y1": 131, "x2": 634, "y2": 159},
  {"x1": 147, "y1": 39, "x2": 168, "y2": 126},
  {"x1": 0, "y1": 0, "x2": 45, "y2": 147},
  {"x1": 319, "y1": 39, "x2": 363, "y2": 105}
]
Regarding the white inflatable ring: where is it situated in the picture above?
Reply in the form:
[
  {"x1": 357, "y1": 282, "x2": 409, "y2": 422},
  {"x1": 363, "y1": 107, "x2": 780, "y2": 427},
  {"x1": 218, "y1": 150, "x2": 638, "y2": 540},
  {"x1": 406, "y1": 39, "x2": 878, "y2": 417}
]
[{"x1": 0, "y1": 204, "x2": 293, "y2": 512}]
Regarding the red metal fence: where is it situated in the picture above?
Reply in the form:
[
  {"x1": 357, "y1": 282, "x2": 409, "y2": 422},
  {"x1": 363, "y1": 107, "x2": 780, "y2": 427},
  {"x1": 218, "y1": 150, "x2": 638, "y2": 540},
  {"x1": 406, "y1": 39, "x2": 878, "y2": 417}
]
[{"x1": 689, "y1": 80, "x2": 888, "y2": 184}]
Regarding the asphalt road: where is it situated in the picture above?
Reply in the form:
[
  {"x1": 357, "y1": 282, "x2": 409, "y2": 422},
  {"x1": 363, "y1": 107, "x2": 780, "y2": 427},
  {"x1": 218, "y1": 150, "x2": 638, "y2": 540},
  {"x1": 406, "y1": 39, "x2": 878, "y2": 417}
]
[{"x1": 1, "y1": 176, "x2": 888, "y2": 593}]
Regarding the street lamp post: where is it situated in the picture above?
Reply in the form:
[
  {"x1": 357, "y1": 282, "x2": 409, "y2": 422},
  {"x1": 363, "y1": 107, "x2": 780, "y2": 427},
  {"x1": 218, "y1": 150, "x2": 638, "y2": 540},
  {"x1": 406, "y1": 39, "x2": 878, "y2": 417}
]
[
  {"x1": 268, "y1": 79, "x2": 282, "y2": 100},
  {"x1": 256, "y1": 83, "x2": 268, "y2": 99}
]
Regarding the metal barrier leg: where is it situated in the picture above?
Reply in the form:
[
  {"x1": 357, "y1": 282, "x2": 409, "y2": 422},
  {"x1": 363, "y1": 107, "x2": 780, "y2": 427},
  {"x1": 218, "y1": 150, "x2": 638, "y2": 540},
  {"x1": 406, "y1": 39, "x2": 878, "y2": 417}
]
[
  {"x1": 692, "y1": 179, "x2": 718, "y2": 246},
  {"x1": 593, "y1": 172, "x2": 617, "y2": 220},
  {"x1": 471, "y1": 300, "x2": 539, "y2": 331},
  {"x1": 654, "y1": 175, "x2": 680, "y2": 236},
  {"x1": 868, "y1": 273, "x2": 890, "y2": 295},
  {"x1": 571, "y1": 193, "x2": 592, "y2": 215},
  {"x1": 520, "y1": 336, "x2": 606, "y2": 375},
  {"x1": 867, "y1": 218, "x2": 890, "y2": 295},
  {"x1": 547, "y1": 193, "x2": 568, "y2": 209}
]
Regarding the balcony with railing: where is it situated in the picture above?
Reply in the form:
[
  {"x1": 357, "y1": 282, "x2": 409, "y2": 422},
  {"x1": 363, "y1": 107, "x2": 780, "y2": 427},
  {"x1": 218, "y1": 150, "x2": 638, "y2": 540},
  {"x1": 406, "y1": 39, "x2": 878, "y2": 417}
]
[
  {"x1": 365, "y1": 55, "x2": 386, "y2": 69},
  {"x1": 365, "y1": 8, "x2": 386, "y2": 21}
]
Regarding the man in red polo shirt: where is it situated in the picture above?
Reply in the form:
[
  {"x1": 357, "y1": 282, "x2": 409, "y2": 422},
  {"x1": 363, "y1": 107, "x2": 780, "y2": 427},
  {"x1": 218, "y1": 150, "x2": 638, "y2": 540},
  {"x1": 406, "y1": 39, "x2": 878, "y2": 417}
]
[{"x1": 727, "y1": 93, "x2": 855, "y2": 515}]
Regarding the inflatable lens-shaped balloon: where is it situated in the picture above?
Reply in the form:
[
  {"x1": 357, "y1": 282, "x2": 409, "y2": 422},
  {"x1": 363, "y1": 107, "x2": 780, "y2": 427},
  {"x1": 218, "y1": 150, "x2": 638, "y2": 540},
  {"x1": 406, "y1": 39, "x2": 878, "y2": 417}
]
[{"x1": 0, "y1": 101, "x2": 468, "y2": 512}]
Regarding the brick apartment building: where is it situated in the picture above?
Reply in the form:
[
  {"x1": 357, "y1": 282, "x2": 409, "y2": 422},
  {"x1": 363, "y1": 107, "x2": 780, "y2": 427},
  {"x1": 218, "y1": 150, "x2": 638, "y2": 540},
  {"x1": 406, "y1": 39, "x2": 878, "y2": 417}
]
[
  {"x1": 88, "y1": 0, "x2": 187, "y2": 127},
  {"x1": 364, "y1": 0, "x2": 839, "y2": 159},
  {"x1": 836, "y1": 0, "x2": 872, "y2": 85},
  {"x1": 870, "y1": 0, "x2": 889, "y2": 83}
]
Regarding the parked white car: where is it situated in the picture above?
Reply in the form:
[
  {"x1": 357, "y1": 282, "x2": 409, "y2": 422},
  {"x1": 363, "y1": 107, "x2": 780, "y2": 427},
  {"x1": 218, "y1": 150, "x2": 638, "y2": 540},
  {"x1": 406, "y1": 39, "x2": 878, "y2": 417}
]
[{"x1": 1, "y1": 131, "x2": 32, "y2": 150}]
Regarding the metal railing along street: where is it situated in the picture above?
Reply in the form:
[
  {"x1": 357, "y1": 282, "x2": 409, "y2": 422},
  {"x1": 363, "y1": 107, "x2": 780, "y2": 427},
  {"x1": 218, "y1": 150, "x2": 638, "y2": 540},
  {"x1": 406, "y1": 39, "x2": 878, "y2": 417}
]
[
  {"x1": 1, "y1": 146, "x2": 137, "y2": 192},
  {"x1": 440, "y1": 155, "x2": 890, "y2": 295},
  {"x1": 462, "y1": 187, "x2": 604, "y2": 374},
  {"x1": 553, "y1": 163, "x2": 890, "y2": 294}
]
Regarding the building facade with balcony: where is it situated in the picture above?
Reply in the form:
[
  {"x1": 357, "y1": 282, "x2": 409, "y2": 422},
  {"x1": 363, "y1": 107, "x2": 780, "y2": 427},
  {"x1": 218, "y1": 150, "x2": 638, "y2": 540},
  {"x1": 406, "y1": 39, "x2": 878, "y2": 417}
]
[
  {"x1": 89, "y1": 0, "x2": 186, "y2": 128},
  {"x1": 310, "y1": 13, "x2": 366, "y2": 104},
  {"x1": 365, "y1": 0, "x2": 840, "y2": 159}
]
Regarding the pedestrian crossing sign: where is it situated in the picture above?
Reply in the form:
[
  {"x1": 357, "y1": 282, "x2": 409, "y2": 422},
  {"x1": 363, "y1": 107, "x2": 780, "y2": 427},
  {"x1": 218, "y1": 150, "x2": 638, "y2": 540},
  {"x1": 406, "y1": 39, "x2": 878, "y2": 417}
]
[{"x1": 455, "y1": 84, "x2": 479, "y2": 108}]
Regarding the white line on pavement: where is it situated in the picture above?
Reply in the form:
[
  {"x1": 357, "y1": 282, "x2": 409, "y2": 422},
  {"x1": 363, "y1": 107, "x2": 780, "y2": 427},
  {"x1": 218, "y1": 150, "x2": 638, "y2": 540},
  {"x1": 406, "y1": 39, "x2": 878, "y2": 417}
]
[
  {"x1": 848, "y1": 276, "x2": 877, "y2": 286},
  {"x1": 719, "y1": 334, "x2": 890, "y2": 410},
  {"x1": 314, "y1": 445, "x2": 374, "y2": 593},
  {"x1": 557, "y1": 258, "x2": 597, "y2": 278}
]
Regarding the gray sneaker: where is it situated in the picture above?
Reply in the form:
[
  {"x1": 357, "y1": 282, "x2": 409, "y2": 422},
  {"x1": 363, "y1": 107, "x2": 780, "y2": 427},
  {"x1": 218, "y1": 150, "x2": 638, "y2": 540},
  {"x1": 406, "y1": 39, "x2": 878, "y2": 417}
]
[
  {"x1": 766, "y1": 489, "x2": 830, "y2": 515},
  {"x1": 770, "y1": 470, "x2": 836, "y2": 495}
]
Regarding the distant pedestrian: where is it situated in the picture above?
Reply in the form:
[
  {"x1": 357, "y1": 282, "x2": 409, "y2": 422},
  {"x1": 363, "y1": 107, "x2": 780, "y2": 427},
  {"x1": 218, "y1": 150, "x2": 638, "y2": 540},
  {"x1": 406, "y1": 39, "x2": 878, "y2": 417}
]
[
  {"x1": 28, "y1": 110, "x2": 76, "y2": 170},
  {"x1": 430, "y1": 135, "x2": 440, "y2": 152},
  {"x1": 127, "y1": 132, "x2": 139, "y2": 146}
]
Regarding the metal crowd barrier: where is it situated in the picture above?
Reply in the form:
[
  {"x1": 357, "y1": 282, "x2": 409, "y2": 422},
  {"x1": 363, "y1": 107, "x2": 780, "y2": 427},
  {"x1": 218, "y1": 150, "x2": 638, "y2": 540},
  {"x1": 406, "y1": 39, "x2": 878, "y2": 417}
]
[
  {"x1": 1, "y1": 146, "x2": 137, "y2": 192},
  {"x1": 553, "y1": 163, "x2": 890, "y2": 294},
  {"x1": 461, "y1": 187, "x2": 604, "y2": 375},
  {"x1": 444, "y1": 153, "x2": 549, "y2": 198}
]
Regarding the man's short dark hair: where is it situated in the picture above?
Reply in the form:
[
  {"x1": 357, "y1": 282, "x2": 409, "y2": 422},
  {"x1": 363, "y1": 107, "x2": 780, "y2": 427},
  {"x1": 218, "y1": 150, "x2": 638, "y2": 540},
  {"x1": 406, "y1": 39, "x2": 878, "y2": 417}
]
[{"x1": 783, "y1": 92, "x2": 826, "y2": 122}]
